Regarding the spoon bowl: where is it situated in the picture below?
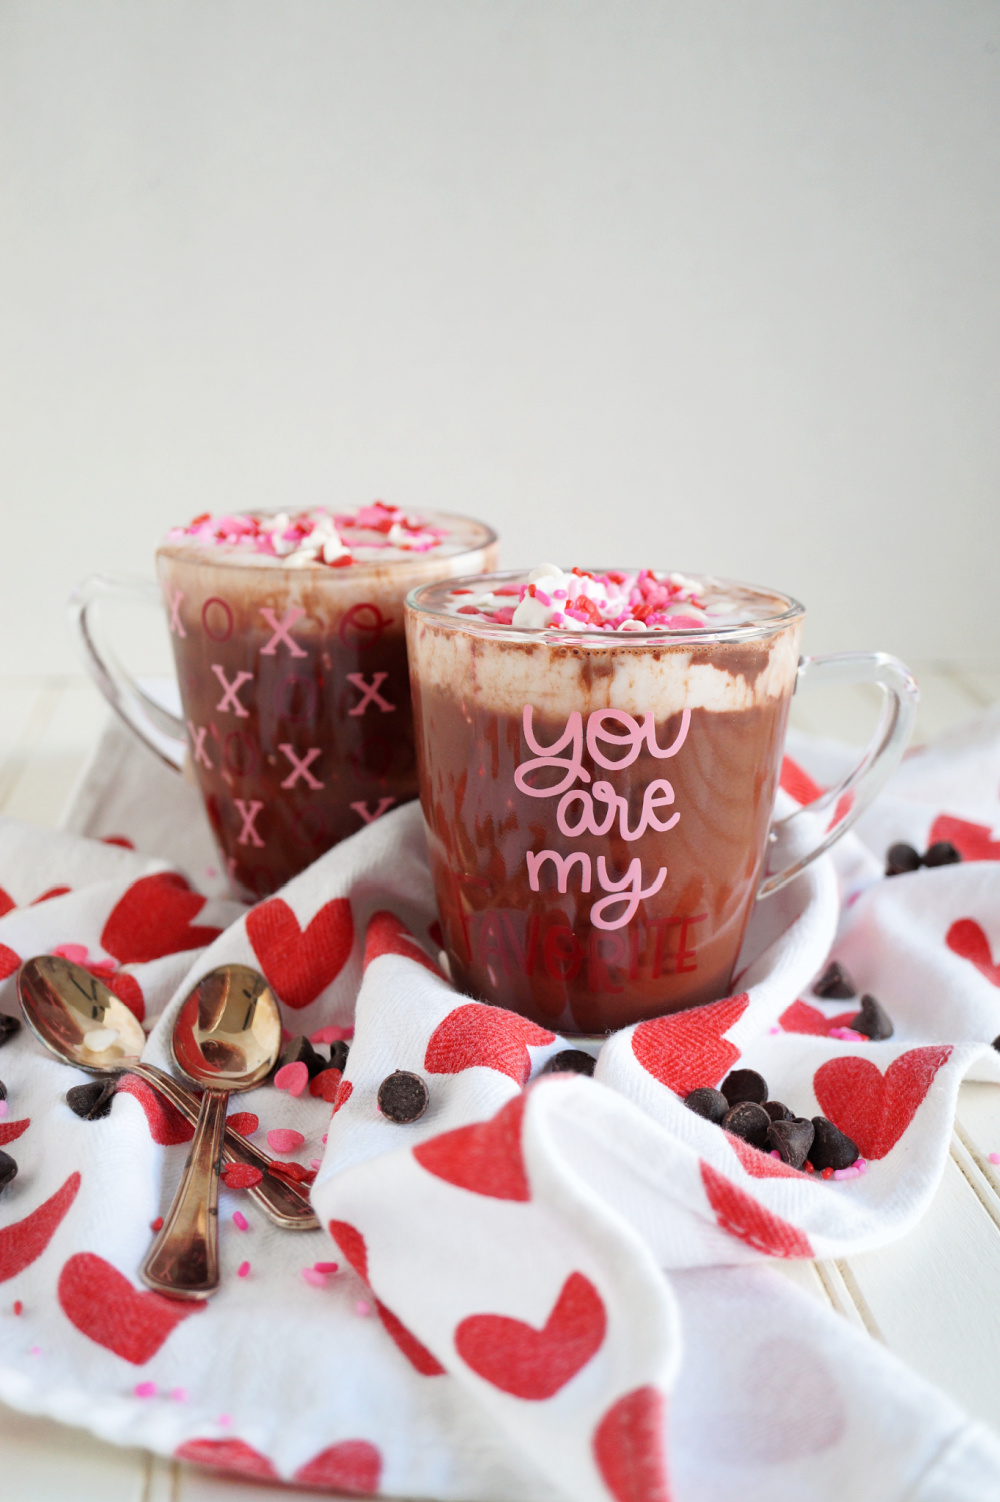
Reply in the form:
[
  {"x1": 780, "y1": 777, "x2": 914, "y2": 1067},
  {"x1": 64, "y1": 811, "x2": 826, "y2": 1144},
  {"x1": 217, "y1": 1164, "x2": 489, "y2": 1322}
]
[{"x1": 19, "y1": 954, "x2": 146, "y2": 1070}]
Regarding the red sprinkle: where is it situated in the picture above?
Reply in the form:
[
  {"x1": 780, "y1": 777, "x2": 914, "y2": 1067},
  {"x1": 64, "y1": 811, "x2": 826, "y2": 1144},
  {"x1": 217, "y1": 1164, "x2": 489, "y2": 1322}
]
[
  {"x1": 227, "y1": 1112, "x2": 259, "y2": 1137},
  {"x1": 150, "y1": 1217, "x2": 164, "y2": 1231},
  {"x1": 222, "y1": 1164, "x2": 264, "y2": 1190},
  {"x1": 450, "y1": 589, "x2": 474, "y2": 595},
  {"x1": 821, "y1": 1167, "x2": 835, "y2": 1179},
  {"x1": 310, "y1": 1068, "x2": 343, "y2": 1102},
  {"x1": 12, "y1": 1301, "x2": 22, "y2": 1316}
]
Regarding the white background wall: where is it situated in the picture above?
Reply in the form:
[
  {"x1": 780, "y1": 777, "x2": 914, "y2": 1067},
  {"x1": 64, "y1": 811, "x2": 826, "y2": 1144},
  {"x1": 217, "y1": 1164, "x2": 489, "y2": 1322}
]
[{"x1": 1, "y1": 0, "x2": 997, "y2": 676}]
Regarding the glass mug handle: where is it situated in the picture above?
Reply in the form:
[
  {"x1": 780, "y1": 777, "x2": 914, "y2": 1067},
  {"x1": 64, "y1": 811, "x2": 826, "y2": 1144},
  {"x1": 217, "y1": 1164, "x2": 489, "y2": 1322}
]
[
  {"x1": 757, "y1": 651, "x2": 919, "y2": 898},
  {"x1": 70, "y1": 575, "x2": 188, "y2": 772}
]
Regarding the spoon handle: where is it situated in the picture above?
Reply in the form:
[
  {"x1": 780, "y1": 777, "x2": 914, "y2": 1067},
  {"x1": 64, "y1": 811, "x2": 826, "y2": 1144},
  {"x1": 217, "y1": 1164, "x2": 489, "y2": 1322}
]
[
  {"x1": 129, "y1": 1064, "x2": 319, "y2": 1231},
  {"x1": 142, "y1": 1088, "x2": 229, "y2": 1298}
]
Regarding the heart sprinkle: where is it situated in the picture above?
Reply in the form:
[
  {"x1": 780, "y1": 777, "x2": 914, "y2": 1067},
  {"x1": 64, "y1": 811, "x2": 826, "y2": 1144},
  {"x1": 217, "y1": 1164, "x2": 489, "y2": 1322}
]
[
  {"x1": 232, "y1": 1211, "x2": 250, "y2": 1231},
  {"x1": 310, "y1": 1068, "x2": 342, "y2": 1101},
  {"x1": 227, "y1": 1112, "x2": 259, "y2": 1136},
  {"x1": 266, "y1": 1128, "x2": 305, "y2": 1154},
  {"x1": 273, "y1": 1061, "x2": 310, "y2": 1097},
  {"x1": 222, "y1": 1163, "x2": 264, "y2": 1189}
]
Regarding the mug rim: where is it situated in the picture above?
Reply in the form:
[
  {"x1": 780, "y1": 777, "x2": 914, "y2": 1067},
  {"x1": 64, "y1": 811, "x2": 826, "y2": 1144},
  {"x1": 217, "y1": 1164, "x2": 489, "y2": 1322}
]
[{"x1": 406, "y1": 567, "x2": 805, "y2": 646}]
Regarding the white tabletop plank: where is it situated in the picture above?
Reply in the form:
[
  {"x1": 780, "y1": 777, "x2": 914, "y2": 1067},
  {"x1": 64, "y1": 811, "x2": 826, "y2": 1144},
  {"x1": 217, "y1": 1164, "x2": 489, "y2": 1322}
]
[{"x1": 0, "y1": 1399, "x2": 148, "y2": 1501}]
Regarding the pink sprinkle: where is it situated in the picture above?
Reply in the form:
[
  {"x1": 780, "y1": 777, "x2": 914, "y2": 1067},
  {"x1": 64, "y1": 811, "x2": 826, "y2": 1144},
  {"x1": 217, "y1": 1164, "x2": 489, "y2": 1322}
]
[
  {"x1": 274, "y1": 1061, "x2": 309, "y2": 1097},
  {"x1": 302, "y1": 1267, "x2": 327, "y2": 1288},
  {"x1": 770, "y1": 1150, "x2": 781, "y2": 1159},
  {"x1": 989, "y1": 1153, "x2": 1000, "y2": 1165},
  {"x1": 552, "y1": 589, "x2": 567, "y2": 599},
  {"x1": 237, "y1": 1261, "x2": 251, "y2": 1278},
  {"x1": 491, "y1": 606, "x2": 515, "y2": 625},
  {"x1": 309, "y1": 1024, "x2": 354, "y2": 1044},
  {"x1": 768, "y1": 1025, "x2": 781, "y2": 1034},
  {"x1": 534, "y1": 589, "x2": 552, "y2": 607},
  {"x1": 170, "y1": 1388, "x2": 188, "y2": 1402},
  {"x1": 135, "y1": 1381, "x2": 157, "y2": 1398},
  {"x1": 53, "y1": 943, "x2": 89, "y2": 965},
  {"x1": 829, "y1": 1027, "x2": 866, "y2": 1042},
  {"x1": 0, "y1": 1102, "x2": 7, "y2": 1119},
  {"x1": 218, "y1": 1414, "x2": 232, "y2": 1428},
  {"x1": 310, "y1": 1159, "x2": 321, "y2": 1170},
  {"x1": 232, "y1": 1211, "x2": 250, "y2": 1232},
  {"x1": 267, "y1": 1128, "x2": 306, "y2": 1153},
  {"x1": 355, "y1": 1300, "x2": 371, "y2": 1316},
  {"x1": 322, "y1": 1133, "x2": 328, "y2": 1144},
  {"x1": 29, "y1": 1345, "x2": 41, "y2": 1356},
  {"x1": 315, "y1": 1261, "x2": 338, "y2": 1273}
]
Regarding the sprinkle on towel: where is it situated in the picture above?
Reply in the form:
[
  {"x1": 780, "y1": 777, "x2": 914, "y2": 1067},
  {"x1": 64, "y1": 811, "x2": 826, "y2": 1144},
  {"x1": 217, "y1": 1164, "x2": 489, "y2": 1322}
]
[
  {"x1": 222, "y1": 1163, "x2": 263, "y2": 1189},
  {"x1": 266, "y1": 1128, "x2": 305, "y2": 1154},
  {"x1": 227, "y1": 1112, "x2": 259, "y2": 1137},
  {"x1": 135, "y1": 1382, "x2": 157, "y2": 1398},
  {"x1": 170, "y1": 1388, "x2": 188, "y2": 1402},
  {"x1": 274, "y1": 1061, "x2": 309, "y2": 1097},
  {"x1": 989, "y1": 1153, "x2": 1000, "y2": 1165},
  {"x1": 355, "y1": 1300, "x2": 371, "y2": 1316},
  {"x1": 237, "y1": 1261, "x2": 251, "y2": 1278},
  {"x1": 233, "y1": 1211, "x2": 250, "y2": 1231},
  {"x1": 302, "y1": 1267, "x2": 327, "y2": 1288}
]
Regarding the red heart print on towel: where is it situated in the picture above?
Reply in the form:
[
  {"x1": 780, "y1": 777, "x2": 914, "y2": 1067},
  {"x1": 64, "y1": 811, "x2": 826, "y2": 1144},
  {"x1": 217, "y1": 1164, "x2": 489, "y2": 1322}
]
[
  {"x1": 364, "y1": 910, "x2": 444, "y2": 977},
  {"x1": 424, "y1": 1003, "x2": 555, "y2": 1084},
  {"x1": 0, "y1": 1172, "x2": 81, "y2": 1282},
  {"x1": 700, "y1": 1161, "x2": 813, "y2": 1258},
  {"x1": 332, "y1": 1078, "x2": 353, "y2": 1114},
  {"x1": 374, "y1": 1298, "x2": 447, "y2": 1376},
  {"x1": 293, "y1": 1440, "x2": 383, "y2": 1493},
  {"x1": 929, "y1": 815, "x2": 1000, "y2": 863},
  {"x1": 414, "y1": 1093, "x2": 530, "y2": 1201},
  {"x1": 778, "y1": 1000, "x2": 857, "y2": 1037},
  {"x1": 726, "y1": 1133, "x2": 802, "y2": 1180},
  {"x1": 59, "y1": 1251, "x2": 204, "y2": 1363},
  {"x1": 632, "y1": 994, "x2": 749, "y2": 1096},
  {"x1": 326, "y1": 1220, "x2": 444, "y2": 1375},
  {"x1": 116, "y1": 1074, "x2": 194, "y2": 1145},
  {"x1": 455, "y1": 1271, "x2": 606, "y2": 1400},
  {"x1": 0, "y1": 886, "x2": 14, "y2": 918},
  {"x1": 0, "y1": 945, "x2": 20, "y2": 980},
  {"x1": 946, "y1": 919, "x2": 1000, "y2": 987},
  {"x1": 0, "y1": 1119, "x2": 29, "y2": 1147},
  {"x1": 175, "y1": 1438, "x2": 277, "y2": 1481},
  {"x1": 779, "y1": 758, "x2": 824, "y2": 806},
  {"x1": 246, "y1": 896, "x2": 354, "y2": 1009},
  {"x1": 813, "y1": 1046, "x2": 953, "y2": 1160},
  {"x1": 104, "y1": 972, "x2": 145, "y2": 1023},
  {"x1": 593, "y1": 1386, "x2": 672, "y2": 1502},
  {"x1": 101, "y1": 872, "x2": 222, "y2": 964}
]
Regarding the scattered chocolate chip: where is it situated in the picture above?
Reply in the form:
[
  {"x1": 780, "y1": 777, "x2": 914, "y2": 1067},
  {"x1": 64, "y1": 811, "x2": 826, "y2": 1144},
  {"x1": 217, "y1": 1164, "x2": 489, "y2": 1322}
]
[
  {"x1": 764, "y1": 1100, "x2": 792, "y2": 1122},
  {"x1": 810, "y1": 1115, "x2": 860, "y2": 1171},
  {"x1": 539, "y1": 1049, "x2": 596, "y2": 1078},
  {"x1": 812, "y1": 961, "x2": 856, "y2": 999},
  {"x1": 684, "y1": 1087, "x2": 729, "y2": 1125},
  {"x1": 0, "y1": 1079, "x2": 6, "y2": 1101},
  {"x1": 721, "y1": 1101, "x2": 771, "y2": 1150},
  {"x1": 923, "y1": 840, "x2": 962, "y2": 868},
  {"x1": 278, "y1": 1035, "x2": 327, "y2": 1081},
  {"x1": 328, "y1": 1039, "x2": 350, "y2": 1073},
  {"x1": 993, "y1": 1034, "x2": 1000, "y2": 1054},
  {"x1": 849, "y1": 993, "x2": 894, "y2": 1041},
  {"x1": 0, "y1": 1150, "x2": 16, "y2": 1194},
  {"x1": 66, "y1": 1079, "x2": 117, "y2": 1120},
  {"x1": 0, "y1": 1015, "x2": 20, "y2": 1048},
  {"x1": 720, "y1": 1069, "x2": 768, "y2": 1107},
  {"x1": 767, "y1": 1117, "x2": 815, "y2": 1169},
  {"x1": 886, "y1": 842, "x2": 921, "y2": 877},
  {"x1": 377, "y1": 1070, "x2": 429, "y2": 1124}
]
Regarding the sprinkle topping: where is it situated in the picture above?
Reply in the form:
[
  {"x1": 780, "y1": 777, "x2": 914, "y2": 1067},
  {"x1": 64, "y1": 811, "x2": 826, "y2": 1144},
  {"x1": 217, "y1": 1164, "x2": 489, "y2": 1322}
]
[
  {"x1": 443, "y1": 565, "x2": 764, "y2": 633},
  {"x1": 165, "y1": 502, "x2": 458, "y2": 568}
]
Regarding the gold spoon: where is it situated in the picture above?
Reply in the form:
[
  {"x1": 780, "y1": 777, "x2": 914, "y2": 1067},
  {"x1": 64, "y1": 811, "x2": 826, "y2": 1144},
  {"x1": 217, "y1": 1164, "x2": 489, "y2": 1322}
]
[{"x1": 17, "y1": 955, "x2": 318, "y2": 1237}]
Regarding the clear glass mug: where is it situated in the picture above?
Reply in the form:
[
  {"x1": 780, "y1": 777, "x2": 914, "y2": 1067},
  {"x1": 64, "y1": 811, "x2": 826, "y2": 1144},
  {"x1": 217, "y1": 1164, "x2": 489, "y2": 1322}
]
[
  {"x1": 73, "y1": 513, "x2": 498, "y2": 898},
  {"x1": 405, "y1": 569, "x2": 918, "y2": 1035}
]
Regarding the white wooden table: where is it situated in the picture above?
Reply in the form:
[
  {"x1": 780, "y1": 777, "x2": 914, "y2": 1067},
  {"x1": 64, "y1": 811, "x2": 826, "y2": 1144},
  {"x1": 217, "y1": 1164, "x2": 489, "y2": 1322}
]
[{"x1": 2, "y1": 665, "x2": 1000, "y2": 1501}]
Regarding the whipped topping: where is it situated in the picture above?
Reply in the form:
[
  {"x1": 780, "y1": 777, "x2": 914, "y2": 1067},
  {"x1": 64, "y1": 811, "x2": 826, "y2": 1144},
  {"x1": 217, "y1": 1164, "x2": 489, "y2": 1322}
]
[
  {"x1": 165, "y1": 502, "x2": 466, "y2": 568},
  {"x1": 444, "y1": 565, "x2": 773, "y2": 632}
]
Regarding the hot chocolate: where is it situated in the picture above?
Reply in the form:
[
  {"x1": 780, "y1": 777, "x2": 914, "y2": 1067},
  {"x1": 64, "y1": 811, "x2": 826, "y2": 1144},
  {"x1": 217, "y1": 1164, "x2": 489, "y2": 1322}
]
[
  {"x1": 406, "y1": 566, "x2": 803, "y2": 1034},
  {"x1": 157, "y1": 504, "x2": 497, "y2": 896}
]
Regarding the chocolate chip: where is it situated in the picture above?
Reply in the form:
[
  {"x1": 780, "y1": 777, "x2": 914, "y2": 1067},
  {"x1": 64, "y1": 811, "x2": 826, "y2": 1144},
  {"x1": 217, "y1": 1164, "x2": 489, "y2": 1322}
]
[
  {"x1": 0, "y1": 1015, "x2": 20, "y2": 1048},
  {"x1": 377, "y1": 1071, "x2": 429, "y2": 1124},
  {"x1": 767, "y1": 1117, "x2": 815, "y2": 1169},
  {"x1": 764, "y1": 1100, "x2": 792, "y2": 1122},
  {"x1": 278, "y1": 1035, "x2": 327, "y2": 1081},
  {"x1": 886, "y1": 842, "x2": 921, "y2": 877},
  {"x1": 810, "y1": 1115, "x2": 860, "y2": 1171},
  {"x1": 993, "y1": 1034, "x2": 1000, "y2": 1054},
  {"x1": 684, "y1": 1087, "x2": 729, "y2": 1124},
  {"x1": 328, "y1": 1039, "x2": 350, "y2": 1073},
  {"x1": 0, "y1": 1149, "x2": 16, "y2": 1195},
  {"x1": 849, "y1": 993, "x2": 894, "y2": 1041},
  {"x1": 721, "y1": 1101, "x2": 771, "y2": 1149},
  {"x1": 923, "y1": 840, "x2": 962, "y2": 868},
  {"x1": 812, "y1": 961, "x2": 856, "y2": 999},
  {"x1": 0, "y1": 1079, "x2": 5, "y2": 1102},
  {"x1": 720, "y1": 1069, "x2": 768, "y2": 1107},
  {"x1": 539, "y1": 1049, "x2": 596, "y2": 1078},
  {"x1": 66, "y1": 1079, "x2": 117, "y2": 1120}
]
